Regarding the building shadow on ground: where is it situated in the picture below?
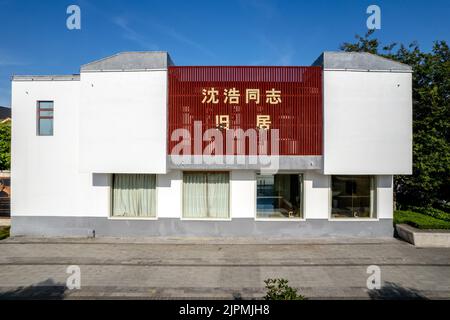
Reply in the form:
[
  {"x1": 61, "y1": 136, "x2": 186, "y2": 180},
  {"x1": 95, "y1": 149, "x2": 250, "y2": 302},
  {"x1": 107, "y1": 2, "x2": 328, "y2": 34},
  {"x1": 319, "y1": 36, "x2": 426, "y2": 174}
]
[
  {"x1": 368, "y1": 281, "x2": 428, "y2": 300},
  {"x1": 0, "y1": 278, "x2": 67, "y2": 300}
]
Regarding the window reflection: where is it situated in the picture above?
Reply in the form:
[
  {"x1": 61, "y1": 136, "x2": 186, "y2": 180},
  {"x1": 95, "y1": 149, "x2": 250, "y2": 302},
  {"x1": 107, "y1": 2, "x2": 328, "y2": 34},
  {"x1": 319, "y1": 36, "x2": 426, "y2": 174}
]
[
  {"x1": 331, "y1": 175, "x2": 375, "y2": 218},
  {"x1": 257, "y1": 174, "x2": 303, "y2": 219},
  {"x1": 37, "y1": 101, "x2": 54, "y2": 136}
]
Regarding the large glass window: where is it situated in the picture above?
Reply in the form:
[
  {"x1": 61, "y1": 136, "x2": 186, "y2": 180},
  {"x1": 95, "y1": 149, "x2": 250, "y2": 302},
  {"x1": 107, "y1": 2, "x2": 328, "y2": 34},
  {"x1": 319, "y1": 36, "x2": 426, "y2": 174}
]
[
  {"x1": 183, "y1": 172, "x2": 229, "y2": 219},
  {"x1": 37, "y1": 101, "x2": 54, "y2": 136},
  {"x1": 257, "y1": 174, "x2": 303, "y2": 219},
  {"x1": 112, "y1": 174, "x2": 156, "y2": 218},
  {"x1": 331, "y1": 175, "x2": 376, "y2": 219}
]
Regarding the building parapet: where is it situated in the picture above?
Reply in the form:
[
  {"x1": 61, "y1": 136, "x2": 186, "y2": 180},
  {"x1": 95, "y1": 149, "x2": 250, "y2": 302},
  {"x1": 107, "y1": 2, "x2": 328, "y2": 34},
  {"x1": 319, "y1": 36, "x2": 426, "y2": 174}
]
[{"x1": 11, "y1": 74, "x2": 80, "y2": 81}]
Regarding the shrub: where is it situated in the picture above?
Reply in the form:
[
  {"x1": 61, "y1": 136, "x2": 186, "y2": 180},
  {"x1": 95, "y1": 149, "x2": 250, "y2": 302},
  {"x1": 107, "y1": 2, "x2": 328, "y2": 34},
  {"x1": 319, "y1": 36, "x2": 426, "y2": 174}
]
[
  {"x1": 0, "y1": 226, "x2": 10, "y2": 240},
  {"x1": 437, "y1": 201, "x2": 450, "y2": 213},
  {"x1": 409, "y1": 206, "x2": 450, "y2": 222},
  {"x1": 263, "y1": 278, "x2": 306, "y2": 300},
  {"x1": 394, "y1": 210, "x2": 450, "y2": 229}
]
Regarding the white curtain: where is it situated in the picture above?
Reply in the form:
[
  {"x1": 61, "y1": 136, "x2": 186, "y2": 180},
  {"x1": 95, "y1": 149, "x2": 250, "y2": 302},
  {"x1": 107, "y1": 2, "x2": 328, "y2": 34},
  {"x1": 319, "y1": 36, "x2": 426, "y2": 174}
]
[
  {"x1": 112, "y1": 174, "x2": 156, "y2": 217},
  {"x1": 206, "y1": 173, "x2": 229, "y2": 218},
  {"x1": 183, "y1": 173, "x2": 208, "y2": 218},
  {"x1": 183, "y1": 172, "x2": 229, "y2": 218}
]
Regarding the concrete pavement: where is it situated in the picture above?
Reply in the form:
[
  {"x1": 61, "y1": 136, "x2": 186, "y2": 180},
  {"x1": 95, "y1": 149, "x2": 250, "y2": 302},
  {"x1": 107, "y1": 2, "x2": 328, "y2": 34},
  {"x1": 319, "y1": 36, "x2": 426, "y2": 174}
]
[{"x1": 0, "y1": 236, "x2": 449, "y2": 299}]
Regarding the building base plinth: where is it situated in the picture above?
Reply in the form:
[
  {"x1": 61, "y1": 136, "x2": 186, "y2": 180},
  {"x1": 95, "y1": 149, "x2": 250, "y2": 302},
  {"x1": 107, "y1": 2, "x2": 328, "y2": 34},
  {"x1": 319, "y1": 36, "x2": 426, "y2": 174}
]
[{"x1": 11, "y1": 216, "x2": 394, "y2": 238}]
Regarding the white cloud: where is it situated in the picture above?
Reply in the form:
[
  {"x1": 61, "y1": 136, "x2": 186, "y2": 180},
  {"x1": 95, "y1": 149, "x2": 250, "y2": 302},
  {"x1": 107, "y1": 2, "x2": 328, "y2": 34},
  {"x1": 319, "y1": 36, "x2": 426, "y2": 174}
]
[
  {"x1": 112, "y1": 15, "x2": 216, "y2": 59},
  {"x1": 239, "y1": 0, "x2": 279, "y2": 19},
  {"x1": 254, "y1": 34, "x2": 295, "y2": 65},
  {"x1": 112, "y1": 17, "x2": 159, "y2": 50},
  {"x1": 0, "y1": 52, "x2": 26, "y2": 66},
  {"x1": 150, "y1": 22, "x2": 216, "y2": 59}
]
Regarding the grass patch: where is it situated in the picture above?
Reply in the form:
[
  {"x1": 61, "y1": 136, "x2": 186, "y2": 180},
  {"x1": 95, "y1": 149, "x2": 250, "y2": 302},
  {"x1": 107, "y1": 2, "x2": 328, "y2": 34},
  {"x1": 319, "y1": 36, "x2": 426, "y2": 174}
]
[
  {"x1": 394, "y1": 210, "x2": 450, "y2": 230},
  {"x1": 0, "y1": 226, "x2": 10, "y2": 240}
]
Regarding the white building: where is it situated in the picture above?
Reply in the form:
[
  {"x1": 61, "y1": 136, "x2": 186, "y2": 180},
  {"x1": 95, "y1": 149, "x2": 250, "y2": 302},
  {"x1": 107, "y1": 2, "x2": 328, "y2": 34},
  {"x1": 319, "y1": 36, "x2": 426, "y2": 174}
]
[{"x1": 10, "y1": 51, "x2": 412, "y2": 237}]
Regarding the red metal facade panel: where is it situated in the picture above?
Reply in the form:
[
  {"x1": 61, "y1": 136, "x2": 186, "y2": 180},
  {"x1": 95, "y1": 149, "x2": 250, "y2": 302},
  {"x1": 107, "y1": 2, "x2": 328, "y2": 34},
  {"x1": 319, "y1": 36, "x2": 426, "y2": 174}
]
[{"x1": 168, "y1": 66, "x2": 322, "y2": 155}]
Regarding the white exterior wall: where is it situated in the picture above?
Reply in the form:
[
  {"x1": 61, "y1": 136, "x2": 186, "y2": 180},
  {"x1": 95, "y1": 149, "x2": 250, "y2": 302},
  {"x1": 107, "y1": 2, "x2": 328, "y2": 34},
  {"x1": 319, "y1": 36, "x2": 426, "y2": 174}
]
[
  {"x1": 152, "y1": 170, "x2": 392, "y2": 220},
  {"x1": 304, "y1": 173, "x2": 393, "y2": 220},
  {"x1": 11, "y1": 80, "x2": 110, "y2": 217},
  {"x1": 156, "y1": 170, "x2": 182, "y2": 218},
  {"x1": 230, "y1": 171, "x2": 256, "y2": 218},
  {"x1": 155, "y1": 170, "x2": 257, "y2": 219},
  {"x1": 303, "y1": 171, "x2": 330, "y2": 219},
  {"x1": 11, "y1": 70, "x2": 395, "y2": 222},
  {"x1": 376, "y1": 175, "x2": 394, "y2": 219},
  {"x1": 323, "y1": 70, "x2": 412, "y2": 175},
  {"x1": 79, "y1": 71, "x2": 167, "y2": 174}
]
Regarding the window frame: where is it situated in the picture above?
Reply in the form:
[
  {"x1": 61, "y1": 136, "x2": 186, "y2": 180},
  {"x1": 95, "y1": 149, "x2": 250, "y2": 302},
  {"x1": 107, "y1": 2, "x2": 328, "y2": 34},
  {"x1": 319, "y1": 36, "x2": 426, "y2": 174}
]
[
  {"x1": 328, "y1": 175, "x2": 378, "y2": 221},
  {"x1": 36, "y1": 100, "x2": 54, "y2": 136},
  {"x1": 109, "y1": 173, "x2": 159, "y2": 220},
  {"x1": 181, "y1": 171, "x2": 232, "y2": 221},
  {"x1": 254, "y1": 172, "x2": 305, "y2": 221}
]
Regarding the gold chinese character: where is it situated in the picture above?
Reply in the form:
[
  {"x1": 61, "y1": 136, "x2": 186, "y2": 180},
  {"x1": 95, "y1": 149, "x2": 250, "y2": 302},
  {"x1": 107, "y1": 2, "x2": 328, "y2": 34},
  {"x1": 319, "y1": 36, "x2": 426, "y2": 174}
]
[
  {"x1": 216, "y1": 115, "x2": 230, "y2": 130},
  {"x1": 224, "y1": 88, "x2": 240, "y2": 104},
  {"x1": 256, "y1": 115, "x2": 271, "y2": 130},
  {"x1": 266, "y1": 88, "x2": 282, "y2": 104},
  {"x1": 202, "y1": 87, "x2": 219, "y2": 104},
  {"x1": 246, "y1": 89, "x2": 260, "y2": 104}
]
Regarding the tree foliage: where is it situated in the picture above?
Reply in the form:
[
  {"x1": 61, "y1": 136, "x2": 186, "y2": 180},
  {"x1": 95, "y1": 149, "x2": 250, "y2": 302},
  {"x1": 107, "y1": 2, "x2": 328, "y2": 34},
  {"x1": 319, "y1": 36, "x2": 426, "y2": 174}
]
[
  {"x1": 340, "y1": 31, "x2": 450, "y2": 210},
  {"x1": 0, "y1": 122, "x2": 11, "y2": 171}
]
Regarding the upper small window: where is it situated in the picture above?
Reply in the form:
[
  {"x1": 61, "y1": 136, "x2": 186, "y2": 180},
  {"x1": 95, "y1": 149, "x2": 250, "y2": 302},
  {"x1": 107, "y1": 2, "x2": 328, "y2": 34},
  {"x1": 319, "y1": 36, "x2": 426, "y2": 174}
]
[{"x1": 37, "y1": 101, "x2": 54, "y2": 136}]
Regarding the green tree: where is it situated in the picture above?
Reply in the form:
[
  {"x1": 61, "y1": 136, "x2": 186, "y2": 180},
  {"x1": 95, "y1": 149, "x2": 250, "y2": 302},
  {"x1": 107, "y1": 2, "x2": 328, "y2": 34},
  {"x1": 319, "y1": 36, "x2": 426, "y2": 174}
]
[
  {"x1": 0, "y1": 122, "x2": 11, "y2": 170},
  {"x1": 340, "y1": 31, "x2": 450, "y2": 210}
]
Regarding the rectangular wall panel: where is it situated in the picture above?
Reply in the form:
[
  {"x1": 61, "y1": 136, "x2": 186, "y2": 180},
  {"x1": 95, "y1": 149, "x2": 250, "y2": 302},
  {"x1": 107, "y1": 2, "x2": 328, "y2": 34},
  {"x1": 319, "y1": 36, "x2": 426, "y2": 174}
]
[{"x1": 168, "y1": 66, "x2": 322, "y2": 156}]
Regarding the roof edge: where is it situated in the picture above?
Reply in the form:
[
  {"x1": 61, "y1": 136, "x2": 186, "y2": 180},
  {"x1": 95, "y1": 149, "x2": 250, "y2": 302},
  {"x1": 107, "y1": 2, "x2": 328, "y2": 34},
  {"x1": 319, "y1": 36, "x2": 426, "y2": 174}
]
[
  {"x1": 313, "y1": 51, "x2": 412, "y2": 72},
  {"x1": 80, "y1": 51, "x2": 173, "y2": 72},
  {"x1": 80, "y1": 51, "x2": 170, "y2": 68},
  {"x1": 11, "y1": 74, "x2": 80, "y2": 81}
]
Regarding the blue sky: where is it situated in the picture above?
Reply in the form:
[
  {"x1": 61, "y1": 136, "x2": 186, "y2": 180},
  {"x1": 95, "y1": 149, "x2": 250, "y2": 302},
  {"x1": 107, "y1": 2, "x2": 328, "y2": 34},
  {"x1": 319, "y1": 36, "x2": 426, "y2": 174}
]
[{"x1": 0, "y1": 0, "x2": 449, "y2": 106}]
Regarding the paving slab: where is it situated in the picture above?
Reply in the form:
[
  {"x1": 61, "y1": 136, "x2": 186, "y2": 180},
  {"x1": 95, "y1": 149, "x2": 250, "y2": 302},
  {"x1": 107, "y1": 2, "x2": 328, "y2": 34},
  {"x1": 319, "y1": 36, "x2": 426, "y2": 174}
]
[{"x1": 0, "y1": 237, "x2": 449, "y2": 299}]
